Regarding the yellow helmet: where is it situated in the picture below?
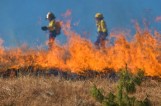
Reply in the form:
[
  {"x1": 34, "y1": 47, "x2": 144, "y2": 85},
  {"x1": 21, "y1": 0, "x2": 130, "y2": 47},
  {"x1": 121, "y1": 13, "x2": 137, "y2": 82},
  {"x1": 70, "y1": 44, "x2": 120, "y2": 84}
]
[{"x1": 95, "y1": 13, "x2": 104, "y2": 19}]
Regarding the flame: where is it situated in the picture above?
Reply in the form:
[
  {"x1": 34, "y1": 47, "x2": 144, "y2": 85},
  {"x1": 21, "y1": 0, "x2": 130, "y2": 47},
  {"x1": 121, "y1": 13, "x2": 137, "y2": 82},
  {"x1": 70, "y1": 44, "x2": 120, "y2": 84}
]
[
  {"x1": 156, "y1": 16, "x2": 161, "y2": 22},
  {"x1": 0, "y1": 11, "x2": 161, "y2": 77},
  {"x1": 61, "y1": 9, "x2": 72, "y2": 18},
  {"x1": 0, "y1": 38, "x2": 4, "y2": 54}
]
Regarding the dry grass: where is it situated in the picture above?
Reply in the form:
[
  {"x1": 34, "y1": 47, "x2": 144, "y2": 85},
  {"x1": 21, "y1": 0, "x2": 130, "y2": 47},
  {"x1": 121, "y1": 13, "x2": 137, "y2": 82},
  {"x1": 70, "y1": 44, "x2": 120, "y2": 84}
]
[{"x1": 0, "y1": 76, "x2": 161, "y2": 106}]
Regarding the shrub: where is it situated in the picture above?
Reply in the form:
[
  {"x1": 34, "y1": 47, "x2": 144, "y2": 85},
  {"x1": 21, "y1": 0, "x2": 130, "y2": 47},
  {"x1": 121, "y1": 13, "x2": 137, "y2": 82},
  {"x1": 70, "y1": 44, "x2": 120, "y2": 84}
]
[{"x1": 91, "y1": 66, "x2": 151, "y2": 106}]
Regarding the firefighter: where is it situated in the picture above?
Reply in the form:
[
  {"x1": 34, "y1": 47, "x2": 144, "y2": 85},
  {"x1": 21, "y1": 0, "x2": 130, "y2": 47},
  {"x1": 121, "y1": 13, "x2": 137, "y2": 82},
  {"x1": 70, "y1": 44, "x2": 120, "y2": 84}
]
[
  {"x1": 41, "y1": 12, "x2": 57, "y2": 50},
  {"x1": 94, "y1": 13, "x2": 108, "y2": 49}
]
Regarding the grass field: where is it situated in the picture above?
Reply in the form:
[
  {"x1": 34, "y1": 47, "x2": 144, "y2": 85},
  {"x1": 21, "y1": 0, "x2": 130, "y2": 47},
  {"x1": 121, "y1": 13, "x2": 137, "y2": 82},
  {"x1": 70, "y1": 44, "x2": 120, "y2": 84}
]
[{"x1": 0, "y1": 76, "x2": 161, "y2": 106}]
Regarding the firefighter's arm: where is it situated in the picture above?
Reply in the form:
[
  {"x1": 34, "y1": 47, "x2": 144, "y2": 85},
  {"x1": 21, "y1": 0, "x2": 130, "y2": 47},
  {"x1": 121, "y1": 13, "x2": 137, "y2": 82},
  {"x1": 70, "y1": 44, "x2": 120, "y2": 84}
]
[
  {"x1": 101, "y1": 20, "x2": 107, "y2": 32},
  {"x1": 96, "y1": 22, "x2": 101, "y2": 32}
]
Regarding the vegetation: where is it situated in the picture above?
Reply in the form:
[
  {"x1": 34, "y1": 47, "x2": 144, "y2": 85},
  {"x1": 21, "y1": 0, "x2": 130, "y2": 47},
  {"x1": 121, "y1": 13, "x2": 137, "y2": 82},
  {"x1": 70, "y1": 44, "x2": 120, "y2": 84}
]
[
  {"x1": 0, "y1": 68, "x2": 161, "y2": 106},
  {"x1": 91, "y1": 66, "x2": 151, "y2": 106}
]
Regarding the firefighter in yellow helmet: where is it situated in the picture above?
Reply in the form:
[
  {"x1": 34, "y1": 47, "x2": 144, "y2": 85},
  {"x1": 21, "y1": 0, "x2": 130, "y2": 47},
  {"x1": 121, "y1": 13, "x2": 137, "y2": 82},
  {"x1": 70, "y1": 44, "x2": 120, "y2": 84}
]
[
  {"x1": 95, "y1": 13, "x2": 108, "y2": 49},
  {"x1": 41, "y1": 12, "x2": 57, "y2": 50}
]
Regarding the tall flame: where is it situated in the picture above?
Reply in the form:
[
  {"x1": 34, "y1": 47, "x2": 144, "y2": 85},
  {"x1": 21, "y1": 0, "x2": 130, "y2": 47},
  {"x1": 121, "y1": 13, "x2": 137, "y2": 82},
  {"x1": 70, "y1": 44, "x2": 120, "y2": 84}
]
[{"x1": 0, "y1": 10, "x2": 161, "y2": 77}]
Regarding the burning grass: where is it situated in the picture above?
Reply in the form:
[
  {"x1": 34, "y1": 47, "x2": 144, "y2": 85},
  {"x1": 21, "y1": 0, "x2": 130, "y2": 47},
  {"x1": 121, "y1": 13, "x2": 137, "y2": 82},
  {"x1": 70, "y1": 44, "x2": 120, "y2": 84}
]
[
  {"x1": 1, "y1": 29, "x2": 161, "y2": 77},
  {"x1": 1, "y1": 18, "x2": 161, "y2": 78},
  {"x1": 1, "y1": 12, "x2": 161, "y2": 77},
  {"x1": 0, "y1": 11, "x2": 161, "y2": 105},
  {"x1": 0, "y1": 76, "x2": 161, "y2": 106}
]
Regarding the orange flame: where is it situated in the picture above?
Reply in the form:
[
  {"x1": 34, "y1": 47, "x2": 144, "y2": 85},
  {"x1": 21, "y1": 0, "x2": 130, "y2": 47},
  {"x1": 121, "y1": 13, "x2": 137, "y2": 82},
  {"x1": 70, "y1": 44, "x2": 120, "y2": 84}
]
[
  {"x1": 0, "y1": 38, "x2": 4, "y2": 54},
  {"x1": 0, "y1": 11, "x2": 161, "y2": 77}
]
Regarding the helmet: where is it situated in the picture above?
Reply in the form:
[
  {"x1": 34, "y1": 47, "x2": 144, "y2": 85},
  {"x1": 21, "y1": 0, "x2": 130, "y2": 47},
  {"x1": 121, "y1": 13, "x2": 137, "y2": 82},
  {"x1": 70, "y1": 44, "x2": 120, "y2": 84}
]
[
  {"x1": 46, "y1": 12, "x2": 56, "y2": 20},
  {"x1": 95, "y1": 13, "x2": 104, "y2": 19}
]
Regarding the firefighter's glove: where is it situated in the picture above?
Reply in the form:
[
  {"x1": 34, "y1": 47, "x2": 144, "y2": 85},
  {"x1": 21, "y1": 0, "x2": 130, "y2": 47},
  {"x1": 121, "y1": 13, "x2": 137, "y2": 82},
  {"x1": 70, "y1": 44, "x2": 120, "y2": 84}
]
[{"x1": 41, "y1": 26, "x2": 48, "y2": 31}]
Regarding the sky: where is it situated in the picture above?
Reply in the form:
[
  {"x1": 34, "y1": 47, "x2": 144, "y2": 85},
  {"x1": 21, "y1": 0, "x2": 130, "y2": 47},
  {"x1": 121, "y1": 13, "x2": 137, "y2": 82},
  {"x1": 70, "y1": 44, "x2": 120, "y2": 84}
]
[{"x1": 0, "y1": 0, "x2": 161, "y2": 47}]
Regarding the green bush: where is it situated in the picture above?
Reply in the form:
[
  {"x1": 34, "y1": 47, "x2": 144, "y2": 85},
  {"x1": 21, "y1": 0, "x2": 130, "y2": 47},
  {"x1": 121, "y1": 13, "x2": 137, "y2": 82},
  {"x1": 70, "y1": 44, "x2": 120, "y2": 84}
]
[
  {"x1": 91, "y1": 66, "x2": 151, "y2": 106},
  {"x1": 91, "y1": 85, "x2": 104, "y2": 103}
]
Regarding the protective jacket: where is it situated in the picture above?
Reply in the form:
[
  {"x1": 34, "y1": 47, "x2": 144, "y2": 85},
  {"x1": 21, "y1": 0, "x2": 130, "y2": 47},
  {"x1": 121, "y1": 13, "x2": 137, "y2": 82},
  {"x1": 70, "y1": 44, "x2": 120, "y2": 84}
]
[
  {"x1": 48, "y1": 20, "x2": 56, "y2": 31},
  {"x1": 96, "y1": 20, "x2": 107, "y2": 33}
]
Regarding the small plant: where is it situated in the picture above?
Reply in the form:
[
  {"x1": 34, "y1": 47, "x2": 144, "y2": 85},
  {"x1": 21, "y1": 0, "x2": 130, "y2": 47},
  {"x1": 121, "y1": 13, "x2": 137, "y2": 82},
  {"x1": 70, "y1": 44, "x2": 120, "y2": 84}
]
[
  {"x1": 91, "y1": 85, "x2": 104, "y2": 103},
  {"x1": 91, "y1": 66, "x2": 151, "y2": 106}
]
